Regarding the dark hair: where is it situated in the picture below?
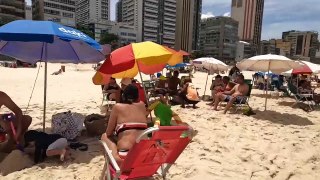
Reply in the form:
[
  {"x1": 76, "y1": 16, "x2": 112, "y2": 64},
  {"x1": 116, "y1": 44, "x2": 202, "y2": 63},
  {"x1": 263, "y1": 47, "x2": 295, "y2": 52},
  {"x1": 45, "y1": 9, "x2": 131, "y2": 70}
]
[
  {"x1": 131, "y1": 79, "x2": 137, "y2": 83},
  {"x1": 216, "y1": 75, "x2": 222, "y2": 79},
  {"x1": 173, "y1": 70, "x2": 179, "y2": 76},
  {"x1": 223, "y1": 76, "x2": 230, "y2": 82},
  {"x1": 122, "y1": 84, "x2": 139, "y2": 104},
  {"x1": 237, "y1": 73, "x2": 245, "y2": 80},
  {"x1": 24, "y1": 130, "x2": 41, "y2": 143},
  {"x1": 184, "y1": 78, "x2": 192, "y2": 84},
  {"x1": 110, "y1": 77, "x2": 115, "y2": 81}
]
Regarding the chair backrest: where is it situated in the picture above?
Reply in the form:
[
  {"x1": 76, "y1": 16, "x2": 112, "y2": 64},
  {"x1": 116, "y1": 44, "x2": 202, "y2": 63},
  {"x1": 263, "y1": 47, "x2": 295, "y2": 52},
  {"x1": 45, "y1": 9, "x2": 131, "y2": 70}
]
[
  {"x1": 142, "y1": 80, "x2": 155, "y2": 91},
  {"x1": 244, "y1": 79, "x2": 252, "y2": 85},
  {"x1": 288, "y1": 82, "x2": 298, "y2": 94},
  {"x1": 121, "y1": 126, "x2": 191, "y2": 179},
  {"x1": 247, "y1": 83, "x2": 253, "y2": 97}
]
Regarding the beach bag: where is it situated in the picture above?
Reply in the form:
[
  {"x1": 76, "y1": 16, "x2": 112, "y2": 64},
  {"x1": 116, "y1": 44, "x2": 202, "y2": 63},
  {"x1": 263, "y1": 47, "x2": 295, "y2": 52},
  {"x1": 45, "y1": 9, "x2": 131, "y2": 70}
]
[
  {"x1": 51, "y1": 111, "x2": 85, "y2": 140},
  {"x1": 84, "y1": 114, "x2": 108, "y2": 136}
]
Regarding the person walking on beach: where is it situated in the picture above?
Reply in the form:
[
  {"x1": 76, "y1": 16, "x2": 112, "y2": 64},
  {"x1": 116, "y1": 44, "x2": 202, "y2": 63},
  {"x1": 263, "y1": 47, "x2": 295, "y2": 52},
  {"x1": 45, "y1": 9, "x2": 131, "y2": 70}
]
[{"x1": 0, "y1": 91, "x2": 32, "y2": 152}]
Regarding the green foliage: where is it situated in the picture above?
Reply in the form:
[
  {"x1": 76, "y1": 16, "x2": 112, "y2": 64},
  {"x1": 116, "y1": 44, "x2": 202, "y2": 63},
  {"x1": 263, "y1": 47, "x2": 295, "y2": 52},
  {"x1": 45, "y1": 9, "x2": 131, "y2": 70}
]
[
  {"x1": 76, "y1": 25, "x2": 94, "y2": 39},
  {"x1": 190, "y1": 51, "x2": 205, "y2": 59},
  {"x1": 99, "y1": 32, "x2": 119, "y2": 50}
]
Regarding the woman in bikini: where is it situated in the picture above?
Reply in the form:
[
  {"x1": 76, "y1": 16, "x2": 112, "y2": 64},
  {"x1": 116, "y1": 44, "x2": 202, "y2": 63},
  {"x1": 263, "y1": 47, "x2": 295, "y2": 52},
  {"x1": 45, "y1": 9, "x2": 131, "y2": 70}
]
[{"x1": 101, "y1": 84, "x2": 148, "y2": 165}]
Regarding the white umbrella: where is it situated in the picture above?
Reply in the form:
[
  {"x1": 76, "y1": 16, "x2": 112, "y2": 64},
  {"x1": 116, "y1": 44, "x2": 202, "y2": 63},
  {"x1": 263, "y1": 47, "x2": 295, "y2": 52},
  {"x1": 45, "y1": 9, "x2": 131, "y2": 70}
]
[
  {"x1": 193, "y1": 57, "x2": 229, "y2": 97},
  {"x1": 237, "y1": 54, "x2": 303, "y2": 110},
  {"x1": 283, "y1": 61, "x2": 320, "y2": 75}
]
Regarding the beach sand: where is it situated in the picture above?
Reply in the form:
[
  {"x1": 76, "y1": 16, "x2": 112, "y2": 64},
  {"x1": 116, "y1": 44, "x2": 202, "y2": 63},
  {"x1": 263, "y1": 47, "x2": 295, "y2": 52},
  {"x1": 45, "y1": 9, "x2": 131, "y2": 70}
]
[{"x1": 0, "y1": 63, "x2": 320, "y2": 180}]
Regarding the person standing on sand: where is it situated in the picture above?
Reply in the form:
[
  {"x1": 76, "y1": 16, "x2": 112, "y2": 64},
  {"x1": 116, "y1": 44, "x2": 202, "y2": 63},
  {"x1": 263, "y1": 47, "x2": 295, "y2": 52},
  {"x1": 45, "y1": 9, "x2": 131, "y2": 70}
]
[
  {"x1": 212, "y1": 74, "x2": 249, "y2": 114},
  {"x1": 0, "y1": 91, "x2": 32, "y2": 152}
]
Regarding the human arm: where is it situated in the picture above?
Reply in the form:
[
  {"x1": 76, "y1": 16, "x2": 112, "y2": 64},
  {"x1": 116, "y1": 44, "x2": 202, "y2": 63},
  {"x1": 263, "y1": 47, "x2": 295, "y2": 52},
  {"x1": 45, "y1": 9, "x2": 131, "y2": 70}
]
[
  {"x1": 223, "y1": 86, "x2": 236, "y2": 95},
  {"x1": 0, "y1": 92, "x2": 23, "y2": 141},
  {"x1": 106, "y1": 105, "x2": 118, "y2": 137}
]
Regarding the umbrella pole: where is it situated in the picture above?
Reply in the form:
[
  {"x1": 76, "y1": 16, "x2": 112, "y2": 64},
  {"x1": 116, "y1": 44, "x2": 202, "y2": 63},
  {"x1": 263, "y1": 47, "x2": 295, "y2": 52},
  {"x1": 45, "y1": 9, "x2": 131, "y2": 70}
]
[
  {"x1": 43, "y1": 61, "x2": 47, "y2": 132},
  {"x1": 203, "y1": 71, "x2": 209, "y2": 99},
  {"x1": 265, "y1": 61, "x2": 271, "y2": 111}
]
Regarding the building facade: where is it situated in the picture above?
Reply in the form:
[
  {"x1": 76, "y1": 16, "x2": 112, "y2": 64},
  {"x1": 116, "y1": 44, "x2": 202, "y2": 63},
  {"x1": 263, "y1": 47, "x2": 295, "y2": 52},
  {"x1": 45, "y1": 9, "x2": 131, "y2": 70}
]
[
  {"x1": 32, "y1": 0, "x2": 76, "y2": 27},
  {"x1": 116, "y1": 0, "x2": 123, "y2": 22},
  {"x1": 259, "y1": 40, "x2": 276, "y2": 55},
  {"x1": 25, "y1": 5, "x2": 32, "y2": 20},
  {"x1": 235, "y1": 41, "x2": 253, "y2": 61},
  {"x1": 119, "y1": 0, "x2": 176, "y2": 47},
  {"x1": 0, "y1": 0, "x2": 25, "y2": 24},
  {"x1": 282, "y1": 30, "x2": 319, "y2": 60},
  {"x1": 200, "y1": 16, "x2": 239, "y2": 62},
  {"x1": 110, "y1": 22, "x2": 137, "y2": 45},
  {"x1": 275, "y1": 39, "x2": 292, "y2": 57},
  {"x1": 175, "y1": 0, "x2": 202, "y2": 52},
  {"x1": 76, "y1": 0, "x2": 110, "y2": 26},
  {"x1": 231, "y1": 0, "x2": 264, "y2": 49},
  {"x1": 88, "y1": 20, "x2": 114, "y2": 42}
]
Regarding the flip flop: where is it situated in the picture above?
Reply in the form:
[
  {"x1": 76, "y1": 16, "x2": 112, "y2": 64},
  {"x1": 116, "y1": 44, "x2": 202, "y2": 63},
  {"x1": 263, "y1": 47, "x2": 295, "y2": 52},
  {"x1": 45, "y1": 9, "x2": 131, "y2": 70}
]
[{"x1": 69, "y1": 142, "x2": 88, "y2": 151}]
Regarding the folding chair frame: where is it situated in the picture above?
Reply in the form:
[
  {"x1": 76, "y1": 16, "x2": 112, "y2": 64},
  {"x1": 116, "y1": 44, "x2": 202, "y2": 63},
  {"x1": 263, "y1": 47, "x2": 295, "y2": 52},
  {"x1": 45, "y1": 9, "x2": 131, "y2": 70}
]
[{"x1": 100, "y1": 126, "x2": 193, "y2": 180}]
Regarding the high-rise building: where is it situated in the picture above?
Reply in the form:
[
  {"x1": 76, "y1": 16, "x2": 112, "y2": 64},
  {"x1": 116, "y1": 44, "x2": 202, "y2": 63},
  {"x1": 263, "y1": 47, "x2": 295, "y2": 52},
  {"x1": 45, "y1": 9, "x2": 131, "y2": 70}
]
[
  {"x1": 282, "y1": 30, "x2": 319, "y2": 60},
  {"x1": 175, "y1": 0, "x2": 202, "y2": 53},
  {"x1": 199, "y1": 17, "x2": 239, "y2": 62},
  {"x1": 32, "y1": 0, "x2": 76, "y2": 27},
  {"x1": 0, "y1": 0, "x2": 25, "y2": 24},
  {"x1": 25, "y1": 5, "x2": 32, "y2": 20},
  {"x1": 120, "y1": 0, "x2": 176, "y2": 47},
  {"x1": 259, "y1": 40, "x2": 276, "y2": 55},
  {"x1": 231, "y1": 0, "x2": 264, "y2": 48},
  {"x1": 110, "y1": 22, "x2": 137, "y2": 45},
  {"x1": 76, "y1": 0, "x2": 110, "y2": 26},
  {"x1": 116, "y1": 0, "x2": 123, "y2": 22},
  {"x1": 235, "y1": 41, "x2": 253, "y2": 61},
  {"x1": 275, "y1": 39, "x2": 292, "y2": 57}
]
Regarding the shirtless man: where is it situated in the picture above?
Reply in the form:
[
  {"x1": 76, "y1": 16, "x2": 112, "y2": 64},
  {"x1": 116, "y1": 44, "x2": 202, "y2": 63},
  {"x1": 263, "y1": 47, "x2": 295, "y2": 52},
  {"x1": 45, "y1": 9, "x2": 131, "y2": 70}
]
[
  {"x1": 0, "y1": 91, "x2": 32, "y2": 152},
  {"x1": 212, "y1": 74, "x2": 249, "y2": 114}
]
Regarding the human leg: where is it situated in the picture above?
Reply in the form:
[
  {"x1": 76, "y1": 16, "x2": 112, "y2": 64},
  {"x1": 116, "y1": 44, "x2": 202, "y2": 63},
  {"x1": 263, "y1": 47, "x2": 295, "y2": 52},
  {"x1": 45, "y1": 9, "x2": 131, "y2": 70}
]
[
  {"x1": 223, "y1": 97, "x2": 236, "y2": 114},
  {"x1": 213, "y1": 94, "x2": 227, "y2": 110},
  {"x1": 101, "y1": 133, "x2": 124, "y2": 165}
]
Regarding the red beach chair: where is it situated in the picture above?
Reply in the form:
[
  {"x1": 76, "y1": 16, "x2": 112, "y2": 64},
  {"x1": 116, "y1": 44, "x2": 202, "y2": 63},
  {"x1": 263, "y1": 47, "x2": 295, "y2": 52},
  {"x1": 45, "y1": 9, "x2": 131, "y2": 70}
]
[{"x1": 100, "y1": 126, "x2": 193, "y2": 180}]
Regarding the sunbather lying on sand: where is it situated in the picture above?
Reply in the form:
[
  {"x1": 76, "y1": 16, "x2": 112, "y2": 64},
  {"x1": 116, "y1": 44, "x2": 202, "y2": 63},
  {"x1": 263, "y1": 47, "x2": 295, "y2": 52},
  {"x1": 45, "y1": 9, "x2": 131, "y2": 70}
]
[
  {"x1": 212, "y1": 74, "x2": 249, "y2": 114},
  {"x1": 101, "y1": 84, "x2": 148, "y2": 165},
  {"x1": 0, "y1": 91, "x2": 32, "y2": 153},
  {"x1": 24, "y1": 130, "x2": 68, "y2": 163}
]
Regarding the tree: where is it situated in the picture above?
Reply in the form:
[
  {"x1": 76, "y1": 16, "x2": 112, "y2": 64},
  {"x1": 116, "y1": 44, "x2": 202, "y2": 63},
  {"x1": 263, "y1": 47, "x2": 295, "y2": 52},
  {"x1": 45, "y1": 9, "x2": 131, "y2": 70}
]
[
  {"x1": 76, "y1": 25, "x2": 94, "y2": 39},
  {"x1": 99, "y1": 32, "x2": 119, "y2": 50},
  {"x1": 190, "y1": 50, "x2": 205, "y2": 59}
]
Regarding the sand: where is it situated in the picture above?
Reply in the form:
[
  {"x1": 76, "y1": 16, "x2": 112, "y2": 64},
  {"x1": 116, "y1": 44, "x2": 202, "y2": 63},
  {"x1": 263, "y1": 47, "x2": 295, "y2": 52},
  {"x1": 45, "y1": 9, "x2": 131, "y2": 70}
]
[{"x1": 0, "y1": 63, "x2": 320, "y2": 180}]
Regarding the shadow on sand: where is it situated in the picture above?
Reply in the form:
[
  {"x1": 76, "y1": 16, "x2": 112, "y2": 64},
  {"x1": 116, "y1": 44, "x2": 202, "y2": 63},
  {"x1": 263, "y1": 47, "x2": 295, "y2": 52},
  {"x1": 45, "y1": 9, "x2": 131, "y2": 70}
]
[{"x1": 252, "y1": 110, "x2": 314, "y2": 126}]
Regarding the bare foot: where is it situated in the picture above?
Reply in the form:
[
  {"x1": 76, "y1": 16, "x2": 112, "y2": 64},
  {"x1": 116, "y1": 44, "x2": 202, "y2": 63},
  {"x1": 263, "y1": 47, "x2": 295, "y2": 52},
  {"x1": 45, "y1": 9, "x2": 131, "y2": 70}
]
[
  {"x1": 213, "y1": 108, "x2": 220, "y2": 111},
  {"x1": 60, "y1": 149, "x2": 67, "y2": 161}
]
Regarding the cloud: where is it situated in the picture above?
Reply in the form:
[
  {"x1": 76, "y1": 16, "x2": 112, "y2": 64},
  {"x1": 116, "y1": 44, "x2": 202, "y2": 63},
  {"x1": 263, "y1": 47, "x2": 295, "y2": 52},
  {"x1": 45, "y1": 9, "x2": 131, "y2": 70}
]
[
  {"x1": 223, "y1": 12, "x2": 231, "y2": 17},
  {"x1": 201, "y1": 12, "x2": 215, "y2": 19}
]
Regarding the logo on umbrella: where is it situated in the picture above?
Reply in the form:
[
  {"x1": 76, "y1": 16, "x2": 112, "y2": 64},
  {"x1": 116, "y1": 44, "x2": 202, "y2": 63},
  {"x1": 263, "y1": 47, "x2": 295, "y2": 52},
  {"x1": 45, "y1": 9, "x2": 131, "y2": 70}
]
[{"x1": 58, "y1": 27, "x2": 87, "y2": 39}]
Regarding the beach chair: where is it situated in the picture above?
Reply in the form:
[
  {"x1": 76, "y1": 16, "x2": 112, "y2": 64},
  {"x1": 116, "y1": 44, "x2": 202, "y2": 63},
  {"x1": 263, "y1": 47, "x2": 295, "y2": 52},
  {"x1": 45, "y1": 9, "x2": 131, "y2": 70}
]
[
  {"x1": 234, "y1": 83, "x2": 253, "y2": 112},
  {"x1": 288, "y1": 82, "x2": 315, "y2": 109},
  {"x1": 142, "y1": 80, "x2": 156, "y2": 100},
  {"x1": 100, "y1": 126, "x2": 193, "y2": 180}
]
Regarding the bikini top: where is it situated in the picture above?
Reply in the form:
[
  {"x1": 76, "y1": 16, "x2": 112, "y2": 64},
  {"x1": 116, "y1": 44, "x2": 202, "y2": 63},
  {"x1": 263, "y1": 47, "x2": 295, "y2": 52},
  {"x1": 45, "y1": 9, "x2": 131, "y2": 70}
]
[{"x1": 114, "y1": 123, "x2": 148, "y2": 136}]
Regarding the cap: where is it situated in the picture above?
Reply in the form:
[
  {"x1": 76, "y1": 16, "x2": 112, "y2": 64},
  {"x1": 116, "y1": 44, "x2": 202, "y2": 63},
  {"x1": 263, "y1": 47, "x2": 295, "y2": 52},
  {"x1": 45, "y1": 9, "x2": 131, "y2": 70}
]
[{"x1": 121, "y1": 78, "x2": 132, "y2": 86}]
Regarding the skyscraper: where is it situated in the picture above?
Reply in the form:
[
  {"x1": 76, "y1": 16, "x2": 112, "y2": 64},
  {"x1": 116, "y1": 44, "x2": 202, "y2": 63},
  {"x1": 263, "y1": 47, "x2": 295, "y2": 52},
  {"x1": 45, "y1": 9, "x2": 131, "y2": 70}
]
[
  {"x1": 120, "y1": 0, "x2": 176, "y2": 47},
  {"x1": 76, "y1": 0, "x2": 111, "y2": 26},
  {"x1": 175, "y1": 0, "x2": 202, "y2": 52},
  {"x1": 0, "y1": 0, "x2": 25, "y2": 24},
  {"x1": 231, "y1": 0, "x2": 264, "y2": 48},
  {"x1": 116, "y1": 0, "x2": 123, "y2": 22},
  {"x1": 282, "y1": 30, "x2": 319, "y2": 60},
  {"x1": 32, "y1": 0, "x2": 76, "y2": 27},
  {"x1": 199, "y1": 17, "x2": 239, "y2": 62}
]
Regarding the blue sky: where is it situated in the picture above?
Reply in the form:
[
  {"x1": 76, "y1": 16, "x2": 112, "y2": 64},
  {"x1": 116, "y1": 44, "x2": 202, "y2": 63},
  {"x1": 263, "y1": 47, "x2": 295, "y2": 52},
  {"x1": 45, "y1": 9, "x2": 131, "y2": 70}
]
[{"x1": 27, "y1": 0, "x2": 320, "y2": 40}]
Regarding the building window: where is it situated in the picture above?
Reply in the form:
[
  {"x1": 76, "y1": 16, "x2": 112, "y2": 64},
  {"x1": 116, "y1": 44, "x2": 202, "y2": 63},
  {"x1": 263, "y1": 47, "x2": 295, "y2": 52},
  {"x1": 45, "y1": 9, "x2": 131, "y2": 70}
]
[
  {"x1": 237, "y1": 0, "x2": 243, "y2": 7},
  {"x1": 232, "y1": 0, "x2": 237, "y2": 7}
]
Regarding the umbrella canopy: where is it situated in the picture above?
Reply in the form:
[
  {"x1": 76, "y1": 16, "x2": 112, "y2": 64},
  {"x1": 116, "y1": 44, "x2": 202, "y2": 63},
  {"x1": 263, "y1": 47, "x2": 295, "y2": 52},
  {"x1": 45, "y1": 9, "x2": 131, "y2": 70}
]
[
  {"x1": 0, "y1": 20, "x2": 104, "y2": 131},
  {"x1": 290, "y1": 61, "x2": 320, "y2": 74},
  {"x1": 0, "y1": 20, "x2": 104, "y2": 63},
  {"x1": 166, "y1": 63, "x2": 190, "y2": 69},
  {"x1": 237, "y1": 54, "x2": 303, "y2": 110},
  {"x1": 94, "y1": 41, "x2": 175, "y2": 82},
  {"x1": 193, "y1": 57, "x2": 228, "y2": 71},
  {"x1": 237, "y1": 54, "x2": 302, "y2": 73}
]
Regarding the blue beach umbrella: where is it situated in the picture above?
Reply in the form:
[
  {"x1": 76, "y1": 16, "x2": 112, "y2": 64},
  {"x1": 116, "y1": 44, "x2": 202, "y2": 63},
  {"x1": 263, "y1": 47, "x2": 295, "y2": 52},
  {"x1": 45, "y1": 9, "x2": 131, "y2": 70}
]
[
  {"x1": 0, "y1": 20, "x2": 105, "y2": 131},
  {"x1": 165, "y1": 63, "x2": 189, "y2": 69}
]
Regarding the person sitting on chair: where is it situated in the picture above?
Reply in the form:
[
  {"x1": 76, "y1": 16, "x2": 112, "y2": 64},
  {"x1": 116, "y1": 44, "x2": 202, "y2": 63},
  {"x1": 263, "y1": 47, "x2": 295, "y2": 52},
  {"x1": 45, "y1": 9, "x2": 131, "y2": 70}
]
[
  {"x1": 101, "y1": 85, "x2": 148, "y2": 166},
  {"x1": 167, "y1": 70, "x2": 181, "y2": 95},
  {"x1": 103, "y1": 78, "x2": 120, "y2": 101},
  {"x1": 0, "y1": 91, "x2": 32, "y2": 153},
  {"x1": 212, "y1": 74, "x2": 249, "y2": 114},
  {"x1": 179, "y1": 79, "x2": 200, "y2": 109}
]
